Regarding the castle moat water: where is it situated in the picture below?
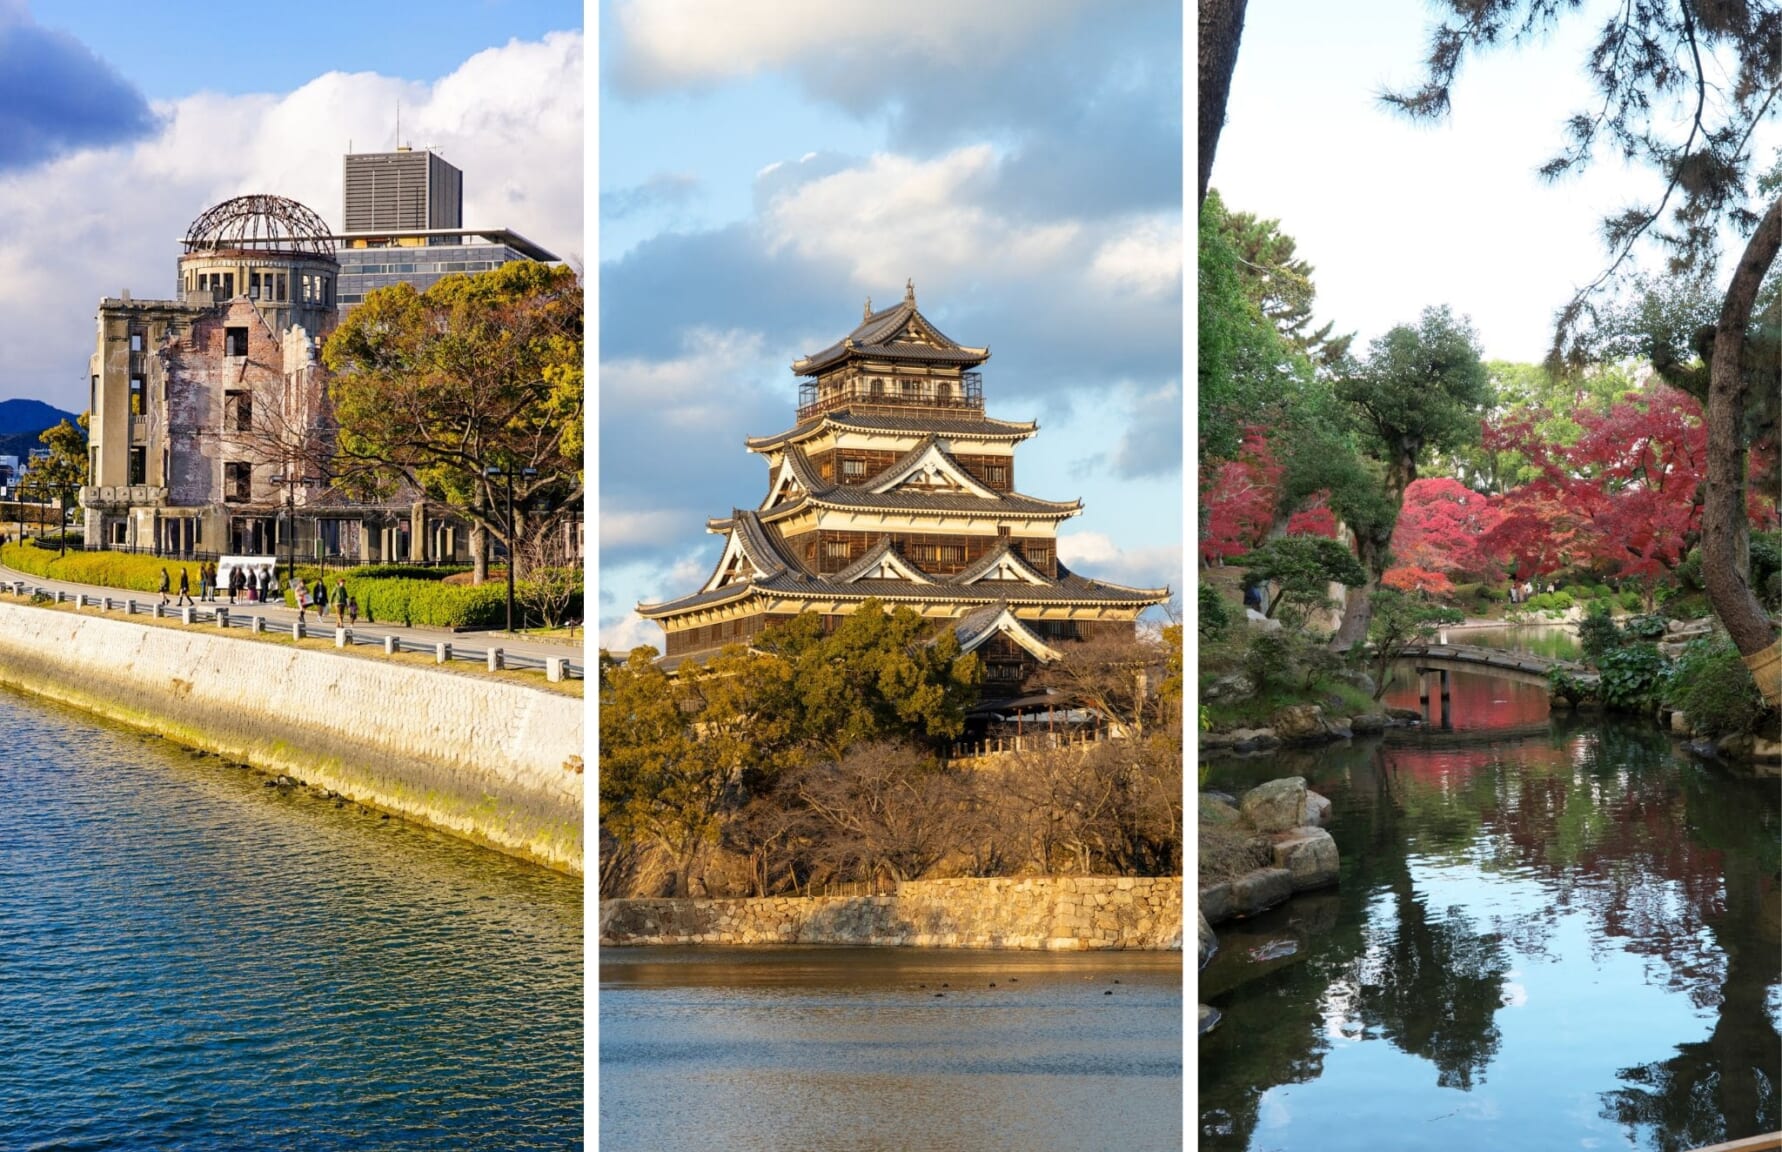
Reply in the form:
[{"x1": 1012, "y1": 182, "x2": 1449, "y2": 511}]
[
  {"x1": 1200, "y1": 628, "x2": 1781, "y2": 1152},
  {"x1": 0, "y1": 687, "x2": 583, "y2": 1149},
  {"x1": 600, "y1": 946, "x2": 1183, "y2": 1151}
]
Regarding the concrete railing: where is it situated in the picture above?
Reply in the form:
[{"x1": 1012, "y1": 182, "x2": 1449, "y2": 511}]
[{"x1": 1, "y1": 580, "x2": 582, "y2": 682}]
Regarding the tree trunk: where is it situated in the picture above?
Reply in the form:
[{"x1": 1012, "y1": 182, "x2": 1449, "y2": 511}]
[
  {"x1": 1197, "y1": 0, "x2": 1249, "y2": 207},
  {"x1": 1701, "y1": 197, "x2": 1780, "y2": 705},
  {"x1": 1333, "y1": 525, "x2": 1390, "y2": 650},
  {"x1": 469, "y1": 488, "x2": 488, "y2": 585}
]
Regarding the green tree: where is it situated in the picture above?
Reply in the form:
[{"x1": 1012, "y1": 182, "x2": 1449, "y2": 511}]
[
  {"x1": 598, "y1": 646, "x2": 720, "y2": 897},
  {"x1": 32, "y1": 418, "x2": 88, "y2": 557},
  {"x1": 1332, "y1": 307, "x2": 1489, "y2": 646},
  {"x1": 322, "y1": 261, "x2": 583, "y2": 584},
  {"x1": 758, "y1": 602, "x2": 982, "y2": 760},
  {"x1": 1366, "y1": 587, "x2": 1465, "y2": 700},
  {"x1": 1236, "y1": 534, "x2": 1368, "y2": 623},
  {"x1": 1199, "y1": 190, "x2": 1309, "y2": 465},
  {"x1": 1219, "y1": 207, "x2": 1353, "y2": 370}
]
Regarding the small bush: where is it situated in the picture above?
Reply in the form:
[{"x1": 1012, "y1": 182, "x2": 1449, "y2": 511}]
[
  {"x1": 1620, "y1": 590, "x2": 1645, "y2": 612},
  {"x1": 1598, "y1": 643, "x2": 1668, "y2": 712},
  {"x1": 1525, "y1": 591, "x2": 1575, "y2": 615},
  {"x1": 1243, "y1": 631, "x2": 1293, "y2": 695},
  {"x1": 1621, "y1": 614, "x2": 1668, "y2": 641},
  {"x1": 1549, "y1": 667, "x2": 1594, "y2": 707},
  {"x1": 1578, "y1": 601, "x2": 1621, "y2": 665},
  {"x1": 1665, "y1": 635, "x2": 1766, "y2": 737},
  {"x1": 1199, "y1": 582, "x2": 1230, "y2": 640}
]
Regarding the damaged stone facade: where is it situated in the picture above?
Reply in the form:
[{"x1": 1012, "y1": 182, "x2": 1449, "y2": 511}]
[{"x1": 82, "y1": 195, "x2": 473, "y2": 565}]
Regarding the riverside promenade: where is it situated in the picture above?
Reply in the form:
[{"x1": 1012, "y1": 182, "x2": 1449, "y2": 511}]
[{"x1": 0, "y1": 560, "x2": 581, "y2": 667}]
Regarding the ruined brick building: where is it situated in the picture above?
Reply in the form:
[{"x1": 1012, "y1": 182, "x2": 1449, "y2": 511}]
[{"x1": 83, "y1": 194, "x2": 467, "y2": 562}]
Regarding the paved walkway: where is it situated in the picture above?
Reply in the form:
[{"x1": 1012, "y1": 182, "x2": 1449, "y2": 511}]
[{"x1": 0, "y1": 561, "x2": 583, "y2": 663}]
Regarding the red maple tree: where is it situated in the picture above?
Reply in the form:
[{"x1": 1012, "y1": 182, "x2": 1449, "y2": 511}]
[{"x1": 1200, "y1": 428, "x2": 1282, "y2": 562}]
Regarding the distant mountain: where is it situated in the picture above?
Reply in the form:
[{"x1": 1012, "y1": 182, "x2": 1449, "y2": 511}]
[{"x1": 0, "y1": 399, "x2": 76, "y2": 438}]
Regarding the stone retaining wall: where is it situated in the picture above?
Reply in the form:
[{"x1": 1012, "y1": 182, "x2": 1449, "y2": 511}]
[
  {"x1": 599, "y1": 876, "x2": 1183, "y2": 950},
  {"x1": 0, "y1": 601, "x2": 583, "y2": 874}
]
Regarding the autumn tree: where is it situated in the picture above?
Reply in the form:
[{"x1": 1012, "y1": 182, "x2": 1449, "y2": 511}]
[
  {"x1": 1384, "y1": 0, "x2": 1782, "y2": 701},
  {"x1": 322, "y1": 261, "x2": 583, "y2": 584},
  {"x1": 1383, "y1": 477, "x2": 1505, "y2": 595}
]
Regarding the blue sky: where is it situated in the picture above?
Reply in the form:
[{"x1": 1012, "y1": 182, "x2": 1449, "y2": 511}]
[
  {"x1": 0, "y1": 0, "x2": 581, "y2": 413},
  {"x1": 596, "y1": 0, "x2": 1185, "y2": 652}
]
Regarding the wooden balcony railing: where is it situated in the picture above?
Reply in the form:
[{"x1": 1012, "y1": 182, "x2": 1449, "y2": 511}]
[{"x1": 797, "y1": 371, "x2": 983, "y2": 423}]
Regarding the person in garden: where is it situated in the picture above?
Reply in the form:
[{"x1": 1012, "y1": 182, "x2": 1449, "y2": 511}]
[{"x1": 331, "y1": 578, "x2": 349, "y2": 628}]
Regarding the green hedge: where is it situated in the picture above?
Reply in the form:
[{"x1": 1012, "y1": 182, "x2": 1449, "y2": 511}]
[
  {"x1": 285, "y1": 571, "x2": 581, "y2": 630},
  {"x1": 0, "y1": 541, "x2": 201, "y2": 593}
]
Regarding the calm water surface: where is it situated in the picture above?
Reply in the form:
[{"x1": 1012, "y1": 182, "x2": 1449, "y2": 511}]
[
  {"x1": 601, "y1": 946, "x2": 1183, "y2": 1151},
  {"x1": 1200, "y1": 645, "x2": 1781, "y2": 1152},
  {"x1": 0, "y1": 688, "x2": 583, "y2": 1150}
]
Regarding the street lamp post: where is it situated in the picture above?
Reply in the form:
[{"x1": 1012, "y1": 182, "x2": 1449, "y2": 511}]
[
  {"x1": 269, "y1": 473, "x2": 318, "y2": 582},
  {"x1": 484, "y1": 464, "x2": 539, "y2": 634}
]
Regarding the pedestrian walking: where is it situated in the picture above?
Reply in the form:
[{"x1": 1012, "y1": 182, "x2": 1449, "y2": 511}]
[
  {"x1": 268, "y1": 570, "x2": 281, "y2": 604},
  {"x1": 176, "y1": 567, "x2": 193, "y2": 607},
  {"x1": 203, "y1": 560, "x2": 216, "y2": 602},
  {"x1": 331, "y1": 578, "x2": 348, "y2": 628},
  {"x1": 229, "y1": 565, "x2": 243, "y2": 605},
  {"x1": 295, "y1": 578, "x2": 309, "y2": 623},
  {"x1": 347, "y1": 595, "x2": 359, "y2": 628},
  {"x1": 312, "y1": 577, "x2": 326, "y2": 612},
  {"x1": 158, "y1": 566, "x2": 170, "y2": 606},
  {"x1": 257, "y1": 567, "x2": 271, "y2": 605}
]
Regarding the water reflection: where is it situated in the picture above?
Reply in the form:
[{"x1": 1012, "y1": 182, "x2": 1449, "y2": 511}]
[{"x1": 1200, "y1": 684, "x2": 1780, "y2": 1152}]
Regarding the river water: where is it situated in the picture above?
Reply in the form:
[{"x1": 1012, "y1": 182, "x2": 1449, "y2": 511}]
[
  {"x1": 600, "y1": 946, "x2": 1183, "y2": 1151},
  {"x1": 0, "y1": 688, "x2": 583, "y2": 1150},
  {"x1": 1199, "y1": 627, "x2": 1781, "y2": 1152}
]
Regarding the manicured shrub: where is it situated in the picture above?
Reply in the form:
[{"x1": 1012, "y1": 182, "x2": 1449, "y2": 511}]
[
  {"x1": 1, "y1": 541, "x2": 199, "y2": 594},
  {"x1": 1243, "y1": 631, "x2": 1292, "y2": 695},
  {"x1": 1664, "y1": 635, "x2": 1766, "y2": 737}
]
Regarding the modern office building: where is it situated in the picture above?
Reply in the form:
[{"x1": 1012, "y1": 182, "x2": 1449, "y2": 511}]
[
  {"x1": 333, "y1": 147, "x2": 557, "y2": 310},
  {"x1": 343, "y1": 147, "x2": 463, "y2": 232}
]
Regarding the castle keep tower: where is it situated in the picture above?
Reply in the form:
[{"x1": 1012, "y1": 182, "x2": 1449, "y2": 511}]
[{"x1": 638, "y1": 284, "x2": 1170, "y2": 689}]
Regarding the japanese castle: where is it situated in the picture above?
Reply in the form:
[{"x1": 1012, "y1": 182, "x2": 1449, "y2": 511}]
[{"x1": 638, "y1": 283, "x2": 1170, "y2": 691}]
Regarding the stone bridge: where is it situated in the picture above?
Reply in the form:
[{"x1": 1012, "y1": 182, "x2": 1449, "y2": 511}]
[{"x1": 1391, "y1": 643, "x2": 1585, "y2": 689}]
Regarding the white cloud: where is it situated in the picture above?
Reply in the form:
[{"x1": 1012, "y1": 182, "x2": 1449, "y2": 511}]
[
  {"x1": 602, "y1": 326, "x2": 767, "y2": 416},
  {"x1": 601, "y1": 507, "x2": 697, "y2": 551},
  {"x1": 1057, "y1": 531, "x2": 1181, "y2": 594},
  {"x1": 1090, "y1": 214, "x2": 1182, "y2": 299},
  {"x1": 0, "y1": 31, "x2": 582, "y2": 410},
  {"x1": 762, "y1": 146, "x2": 1081, "y2": 288},
  {"x1": 599, "y1": 611, "x2": 664, "y2": 655},
  {"x1": 612, "y1": 0, "x2": 1094, "y2": 89}
]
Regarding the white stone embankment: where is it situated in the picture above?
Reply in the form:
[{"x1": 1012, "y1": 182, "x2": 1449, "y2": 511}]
[
  {"x1": 0, "y1": 601, "x2": 583, "y2": 874},
  {"x1": 599, "y1": 876, "x2": 1183, "y2": 950}
]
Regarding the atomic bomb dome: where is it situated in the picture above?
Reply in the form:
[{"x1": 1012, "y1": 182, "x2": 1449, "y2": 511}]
[{"x1": 182, "y1": 194, "x2": 336, "y2": 257}]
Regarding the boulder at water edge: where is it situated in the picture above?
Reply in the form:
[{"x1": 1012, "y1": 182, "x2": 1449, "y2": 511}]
[
  {"x1": 1240, "y1": 777, "x2": 1307, "y2": 832},
  {"x1": 1271, "y1": 704, "x2": 1332, "y2": 743},
  {"x1": 1198, "y1": 910, "x2": 1216, "y2": 969},
  {"x1": 1302, "y1": 791, "x2": 1331, "y2": 828},
  {"x1": 1272, "y1": 828, "x2": 1340, "y2": 891}
]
